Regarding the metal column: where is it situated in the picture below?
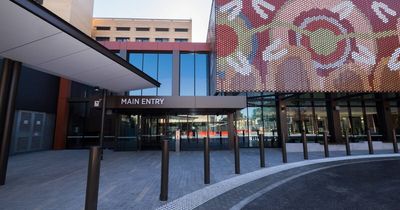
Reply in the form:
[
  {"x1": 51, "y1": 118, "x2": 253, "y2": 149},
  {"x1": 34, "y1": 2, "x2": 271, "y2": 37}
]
[
  {"x1": 0, "y1": 59, "x2": 13, "y2": 139},
  {"x1": 204, "y1": 116, "x2": 210, "y2": 184},
  {"x1": 392, "y1": 129, "x2": 399, "y2": 153},
  {"x1": 302, "y1": 132, "x2": 308, "y2": 160},
  {"x1": 323, "y1": 131, "x2": 329, "y2": 158},
  {"x1": 234, "y1": 135, "x2": 240, "y2": 174},
  {"x1": 345, "y1": 131, "x2": 351, "y2": 156},
  {"x1": 0, "y1": 61, "x2": 21, "y2": 185},
  {"x1": 85, "y1": 146, "x2": 101, "y2": 210},
  {"x1": 259, "y1": 134, "x2": 265, "y2": 167},
  {"x1": 99, "y1": 89, "x2": 107, "y2": 160},
  {"x1": 276, "y1": 95, "x2": 288, "y2": 163},
  {"x1": 160, "y1": 139, "x2": 169, "y2": 201},
  {"x1": 367, "y1": 130, "x2": 374, "y2": 154}
]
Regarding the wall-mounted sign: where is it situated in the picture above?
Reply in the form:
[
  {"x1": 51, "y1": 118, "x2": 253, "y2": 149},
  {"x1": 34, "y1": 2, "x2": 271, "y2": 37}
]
[
  {"x1": 97, "y1": 96, "x2": 247, "y2": 110},
  {"x1": 121, "y1": 98, "x2": 165, "y2": 105}
]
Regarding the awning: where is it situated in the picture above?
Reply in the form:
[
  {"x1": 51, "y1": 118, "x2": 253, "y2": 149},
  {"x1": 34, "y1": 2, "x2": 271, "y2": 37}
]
[{"x1": 0, "y1": 0, "x2": 160, "y2": 92}]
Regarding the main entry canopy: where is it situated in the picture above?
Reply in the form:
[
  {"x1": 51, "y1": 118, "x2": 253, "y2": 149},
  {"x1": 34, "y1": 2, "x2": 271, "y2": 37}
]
[
  {"x1": 0, "y1": 0, "x2": 160, "y2": 92},
  {"x1": 93, "y1": 96, "x2": 248, "y2": 115}
]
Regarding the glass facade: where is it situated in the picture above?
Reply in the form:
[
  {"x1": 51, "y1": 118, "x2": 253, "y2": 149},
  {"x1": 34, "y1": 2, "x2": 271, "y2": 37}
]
[
  {"x1": 128, "y1": 52, "x2": 173, "y2": 96},
  {"x1": 233, "y1": 92, "x2": 400, "y2": 147},
  {"x1": 64, "y1": 47, "x2": 400, "y2": 151},
  {"x1": 180, "y1": 53, "x2": 209, "y2": 96}
]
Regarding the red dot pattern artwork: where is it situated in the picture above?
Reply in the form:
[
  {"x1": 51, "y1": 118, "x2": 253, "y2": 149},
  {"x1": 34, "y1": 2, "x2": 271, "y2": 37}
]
[{"x1": 212, "y1": 0, "x2": 400, "y2": 93}]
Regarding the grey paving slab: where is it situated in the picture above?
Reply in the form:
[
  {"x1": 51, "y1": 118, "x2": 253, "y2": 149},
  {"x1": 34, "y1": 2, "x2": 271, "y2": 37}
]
[{"x1": 0, "y1": 148, "x2": 397, "y2": 210}]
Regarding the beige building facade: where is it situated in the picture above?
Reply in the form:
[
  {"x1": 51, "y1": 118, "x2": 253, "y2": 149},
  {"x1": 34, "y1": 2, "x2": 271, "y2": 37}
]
[
  {"x1": 92, "y1": 18, "x2": 192, "y2": 42},
  {"x1": 42, "y1": 0, "x2": 94, "y2": 36}
]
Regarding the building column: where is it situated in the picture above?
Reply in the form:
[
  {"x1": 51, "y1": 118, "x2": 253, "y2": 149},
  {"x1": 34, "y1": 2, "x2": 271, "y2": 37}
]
[
  {"x1": 275, "y1": 95, "x2": 288, "y2": 147},
  {"x1": 172, "y1": 50, "x2": 180, "y2": 96},
  {"x1": 376, "y1": 94, "x2": 394, "y2": 142},
  {"x1": 0, "y1": 60, "x2": 21, "y2": 185},
  {"x1": 0, "y1": 59, "x2": 13, "y2": 139},
  {"x1": 227, "y1": 112, "x2": 235, "y2": 149},
  {"x1": 326, "y1": 93, "x2": 343, "y2": 143},
  {"x1": 53, "y1": 78, "x2": 71, "y2": 149}
]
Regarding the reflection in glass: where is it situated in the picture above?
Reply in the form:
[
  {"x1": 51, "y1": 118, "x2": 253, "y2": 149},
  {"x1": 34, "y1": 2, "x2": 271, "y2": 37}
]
[
  {"x1": 142, "y1": 54, "x2": 158, "y2": 96},
  {"x1": 128, "y1": 53, "x2": 143, "y2": 96},
  {"x1": 180, "y1": 53, "x2": 195, "y2": 96},
  {"x1": 158, "y1": 54, "x2": 173, "y2": 96},
  {"x1": 195, "y1": 54, "x2": 208, "y2": 96}
]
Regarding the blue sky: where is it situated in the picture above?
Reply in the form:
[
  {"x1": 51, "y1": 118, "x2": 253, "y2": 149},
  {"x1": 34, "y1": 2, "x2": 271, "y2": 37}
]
[{"x1": 93, "y1": 0, "x2": 213, "y2": 42}]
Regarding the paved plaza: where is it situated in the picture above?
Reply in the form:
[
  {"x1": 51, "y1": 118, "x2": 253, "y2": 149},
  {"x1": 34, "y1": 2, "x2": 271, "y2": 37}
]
[{"x1": 0, "y1": 148, "x2": 398, "y2": 210}]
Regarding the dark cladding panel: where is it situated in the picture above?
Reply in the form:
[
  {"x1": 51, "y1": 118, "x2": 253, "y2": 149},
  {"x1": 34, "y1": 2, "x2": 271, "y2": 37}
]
[
  {"x1": 214, "y1": 0, "x2": 400, "y2": 93},
  {"x1": 15, "y1": 66, "x2": 59, "y2": 113}
]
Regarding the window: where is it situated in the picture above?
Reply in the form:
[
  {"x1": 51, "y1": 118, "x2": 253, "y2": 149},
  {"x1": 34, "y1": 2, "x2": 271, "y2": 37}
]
[
  {"x1": 156, "y1": 28, "x2": 169, "y2": 32},
  {"x1": 128, "y1": 52, "x2": 173, "y2": 96},
  {"x1": 158, "y1": 54, "x2": 173, "y2": 96},
  {"x1": 128, "y1": 53, "x2": 143, "y2": 96},
  {"x1": 175, "y1": 28, "x2": 189, "y2": 32},
  {"x1": 180, "y1": 53, "x2": 195, "y2": 96},
  {"x1": 142, "y1": 54, "x2": 158, "y2": 96},
  {"x1": 116, "y1": 27, "x2": 130, "y2": 31},
  {"x1": 175, "y1": 38, "x2": 188, "y2": 43},
  {"x1": 195, "y1": 54, "x2": 208, "y2": 96},
  {"x1": 116, "y1": 37, "x2": 130, "y2": 42},
  {"x1": 179, "y1": 53, "x2": 209, "y2": 96},
  {"x1": 96, "y1": 26, "x2": 110, "y2": 31},
  {"x1": 155, "y1": 38, "x2": 169, "y2": 42},
  {"x1": 135, "y1": 37, "x2": 149, "y2": 42},
  {"x1": 95, "y1": 37, "x2": 110, "y2": 41},
  {"x1": 136, "y1": 27, "x2": 150, "y2": 31}
]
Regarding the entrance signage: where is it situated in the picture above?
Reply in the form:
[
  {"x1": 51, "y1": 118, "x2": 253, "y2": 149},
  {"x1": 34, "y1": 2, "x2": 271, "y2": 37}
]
[
  {"x1": 121, "y1": 98, "x2": 165, "y2": 105},
  {"x1": 95, "y1": 96, "x2": 247, "y2": 110}
]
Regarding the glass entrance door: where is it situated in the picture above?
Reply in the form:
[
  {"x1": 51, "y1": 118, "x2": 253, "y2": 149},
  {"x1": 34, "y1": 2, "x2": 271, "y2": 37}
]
[{"x1": 140, "y1": 116, "x2": 167, "y2": 150}]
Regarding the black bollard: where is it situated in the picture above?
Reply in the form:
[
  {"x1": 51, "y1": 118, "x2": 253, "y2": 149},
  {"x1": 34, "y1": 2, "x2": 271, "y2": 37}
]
[
  {"x1": 234, "y1": 135, "x2": 240, "y2": 174},
  {"x1": 367, "y1": 130, "x2": 374, "y2": 154},
  {"x1": 204, "y1": 137, "x2": 210, "y2": 184},
  {"x1": 282, "y1": 135, "x2": 288, "y2": 163},
  {"x1": 345, "y1": 131, "x2": 351, "y2": 156},
  {"x1": 323, "y1": 131, "x2": 329, "y2": 158},
  {"x1": 392, "y1": 129, "x2": 399, "y2": 154},
  {"x1": 160, "y1": 139, "x2": 169, "y2": 201},
  {"x1": 259, "y1": 134, "x2": 265, "y2": 167},
  {"x1": 85, "y1": 146, "x2": 101, "y2": 210},
  {"x1": 302, "y1": 132, "x2": 308, "y2": 160}
]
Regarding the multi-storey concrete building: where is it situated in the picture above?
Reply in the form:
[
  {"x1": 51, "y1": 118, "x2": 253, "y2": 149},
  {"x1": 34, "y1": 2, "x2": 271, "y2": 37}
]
[
  {"x1": 92, "y1": 18, "x2": 192, "y2": 42},
  {"x1": 41, "y1": 0, "x2": 94, "y2": 36}
]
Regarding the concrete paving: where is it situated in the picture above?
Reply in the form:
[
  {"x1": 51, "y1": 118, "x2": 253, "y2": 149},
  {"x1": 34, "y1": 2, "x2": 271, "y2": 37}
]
[{"x1": 0, "y1": 148, "x2": 397, "y2": 210}]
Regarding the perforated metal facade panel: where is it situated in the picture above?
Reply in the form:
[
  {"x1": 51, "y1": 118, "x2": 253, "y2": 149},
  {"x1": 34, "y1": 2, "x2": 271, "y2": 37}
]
[{"x1": 213, "y1": 0, "x2": 400, "y2": 93}]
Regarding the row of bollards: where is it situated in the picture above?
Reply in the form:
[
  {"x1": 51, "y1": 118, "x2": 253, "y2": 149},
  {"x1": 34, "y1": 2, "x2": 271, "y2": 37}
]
[{"x1": 84, "y1": 129, "x2": 400, "y2": 208}]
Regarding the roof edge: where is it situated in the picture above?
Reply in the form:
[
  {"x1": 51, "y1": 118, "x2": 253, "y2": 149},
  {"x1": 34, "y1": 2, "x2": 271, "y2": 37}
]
[{"x1": 11, "y1": 0, "x2": 160, "y2": 88}]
